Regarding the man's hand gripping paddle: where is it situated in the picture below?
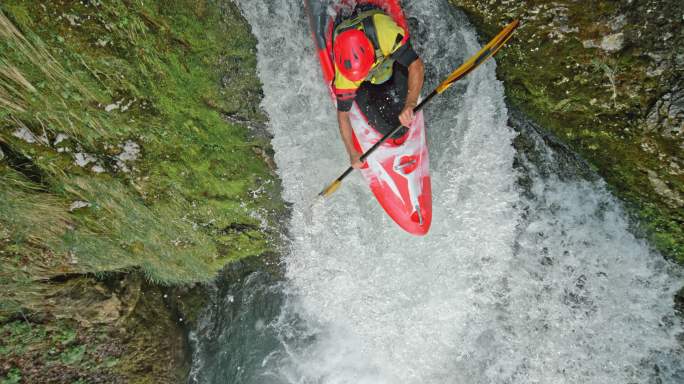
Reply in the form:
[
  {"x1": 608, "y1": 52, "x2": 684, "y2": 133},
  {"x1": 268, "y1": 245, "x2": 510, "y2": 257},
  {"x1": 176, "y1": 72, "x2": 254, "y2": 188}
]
[{"x1": 311, "y1": 20, "x2": 520, "y2": 213}]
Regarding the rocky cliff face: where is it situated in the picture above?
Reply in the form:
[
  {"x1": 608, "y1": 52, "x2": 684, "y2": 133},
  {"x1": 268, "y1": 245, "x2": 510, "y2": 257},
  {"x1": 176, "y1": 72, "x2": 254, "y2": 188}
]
[{"x1": 449, "y1": 0, "x2": 683, "y2": 262}]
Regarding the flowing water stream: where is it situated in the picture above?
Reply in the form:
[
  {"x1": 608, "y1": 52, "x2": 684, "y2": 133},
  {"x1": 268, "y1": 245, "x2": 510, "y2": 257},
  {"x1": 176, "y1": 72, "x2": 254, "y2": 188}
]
[{"x1": 189, "y1": 1, "x2": 683, "y2": 382}]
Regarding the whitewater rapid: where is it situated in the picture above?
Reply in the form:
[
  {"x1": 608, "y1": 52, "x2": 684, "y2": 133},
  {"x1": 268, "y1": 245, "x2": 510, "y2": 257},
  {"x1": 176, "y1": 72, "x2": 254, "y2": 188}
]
[{"x1": 189, "y1": 1, "x2": 683, "y2": 383}]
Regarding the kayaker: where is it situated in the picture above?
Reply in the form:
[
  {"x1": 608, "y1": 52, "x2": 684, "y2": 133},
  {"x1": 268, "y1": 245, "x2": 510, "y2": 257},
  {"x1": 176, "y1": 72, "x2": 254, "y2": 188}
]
[{"x1": 333, "y1": 7, "x2": 425, "y2": 169}]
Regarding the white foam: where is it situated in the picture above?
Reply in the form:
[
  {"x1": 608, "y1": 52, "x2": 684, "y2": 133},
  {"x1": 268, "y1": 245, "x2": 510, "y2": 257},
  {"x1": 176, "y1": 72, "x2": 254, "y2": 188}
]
[{"x1": 236, "y1": 0, "x2": 683, "y2": 383}]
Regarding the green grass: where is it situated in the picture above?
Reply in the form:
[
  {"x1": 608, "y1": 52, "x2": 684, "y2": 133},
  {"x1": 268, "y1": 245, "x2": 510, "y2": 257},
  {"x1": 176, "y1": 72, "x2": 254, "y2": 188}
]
[
  {"x1": 0, "y1": 317, "x2": 120, "y2": 381},
  {"x1": 0, "y1": 368, "x2": 21, "y2": 384},
  {"x1": 0, "y1": 0, "x2": 280, "y2": 318},
  {"x1": 0, "y1": 1, "x2": 282, "y2": 381}
]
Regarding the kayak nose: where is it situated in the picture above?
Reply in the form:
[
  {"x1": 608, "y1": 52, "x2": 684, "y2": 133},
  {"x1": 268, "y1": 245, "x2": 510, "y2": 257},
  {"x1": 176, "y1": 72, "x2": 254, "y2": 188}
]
[{"x1": 410, "y1": 205, "x2": 424, "y2": 225}]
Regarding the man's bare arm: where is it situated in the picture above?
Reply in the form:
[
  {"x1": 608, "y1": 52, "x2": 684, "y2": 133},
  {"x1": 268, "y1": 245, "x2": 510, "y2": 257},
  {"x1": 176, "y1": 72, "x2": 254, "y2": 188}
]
[
  {"x1": 337, "y1": 110, "x2": 364, "y2": 168},
  {"x1": 399, "y1": 58, "x2": 425, "y2": 126}
]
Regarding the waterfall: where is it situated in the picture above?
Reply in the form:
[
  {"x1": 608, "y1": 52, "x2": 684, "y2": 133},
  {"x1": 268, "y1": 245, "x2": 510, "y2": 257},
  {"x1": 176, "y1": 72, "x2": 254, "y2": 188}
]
[{"x1": 189, "y1": 1, "x2": 683, "y2": 382}]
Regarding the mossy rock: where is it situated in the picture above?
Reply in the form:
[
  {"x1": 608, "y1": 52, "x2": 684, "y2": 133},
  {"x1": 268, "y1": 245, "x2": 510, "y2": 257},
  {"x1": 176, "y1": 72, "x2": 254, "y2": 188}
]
[
  {"x1": 449, "y1": 0, "x2": 683, "y2": 263},
  {"x1": 1, "y1": 0, "x2": 285, "y2": 381}
]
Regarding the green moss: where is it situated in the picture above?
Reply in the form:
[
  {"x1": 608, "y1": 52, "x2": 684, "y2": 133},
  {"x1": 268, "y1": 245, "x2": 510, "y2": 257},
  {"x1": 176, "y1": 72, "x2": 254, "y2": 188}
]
[
  {"x1": 1, "y1": 0, "x2": 284, "y2": 381},
  {"x1": 0, "y1": 319, "x2": 106, "y2": 380},
  {"x1": 0, "y1": 320, "x2": 47, "y2": 356},
  {"x1": 0, "y1": 368, "x2": 21, "y2": 384},
  {"x1": 60, "y1": 345, "x2": 87, "y2": 365},
  {"x1": 451, "y1": 0, "x2": 683, "y2": 263},
  {"x1": 0, "y1": 273, "x2": 198, "y2": 383},
  {"x1": 112, "y1": 278, "x2": 188, "y2": 383},
  {"x1": 0, "y1": 0, "x2": 281, "y2": 291}
]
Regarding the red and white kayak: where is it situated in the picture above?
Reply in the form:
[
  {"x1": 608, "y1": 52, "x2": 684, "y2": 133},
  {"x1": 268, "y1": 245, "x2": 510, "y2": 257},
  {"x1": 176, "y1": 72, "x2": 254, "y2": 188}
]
[{"x1": 305, "y1": 0, "x2": 432, "y2": 236}]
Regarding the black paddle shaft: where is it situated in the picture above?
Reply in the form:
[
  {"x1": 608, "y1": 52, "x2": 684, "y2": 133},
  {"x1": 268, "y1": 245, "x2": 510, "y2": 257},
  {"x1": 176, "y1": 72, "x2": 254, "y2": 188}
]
[
  {"x1": 336, "y1": 89, "x2": 438, "y2": 182},
  {"x1": 321, "y1": 20, "x2": 520, "y2": 198}
]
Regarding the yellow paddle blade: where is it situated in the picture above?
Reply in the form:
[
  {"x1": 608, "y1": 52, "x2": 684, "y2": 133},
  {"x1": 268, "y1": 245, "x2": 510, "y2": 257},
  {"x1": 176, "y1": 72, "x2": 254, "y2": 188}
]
[
  {"x1": 436, "y1": 20, "x2": 520, "y2": 94},
  {"x1": 319, "y1": 179, "x2": 342, "y2": 198}
]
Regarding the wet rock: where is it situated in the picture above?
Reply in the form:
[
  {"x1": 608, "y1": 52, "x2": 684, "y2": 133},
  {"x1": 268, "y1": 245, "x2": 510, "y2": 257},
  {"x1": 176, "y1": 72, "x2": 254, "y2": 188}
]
[
  {"x1": 74, "y1": 152, "x2": 97, "y2": 167},
  {"x1": 450, "y1": 0, "x2": 684, "y2": 261},
  {"x1": 104, "y1": 98, "x2": 132, "y2": 113},
  {"x1": 54, "y1": 133, "x2": 69, "y2": 146},
  {"x1": 95, "y1": 37, "x2": 110, "y2": 47},
  {"x1": 600, "y1": 32, "x2": 624, "y2": 52},
  {"x1": 609, "y1": 15, "x2": 627, "y2": 31},
  {"x1": 104, "y1": 103, "x2": 119, "y2": 112},
  {"x1": 582, "y1": 39, "x2": 599, "y2": 49},
  {"x1": 49, "y1": 281, "x2": 125, "y2": 327},
  {"x1": 69, "y1": 200, "x2": 91, "y2": 212},
  {"x1": 676, "y1": 287, "x2": 684, "y2": 316},
  {"x1": 64, "y1": 13, "x2": 81, "y2": 27},
  {"x1": 646, "y1": 87, "x2": 684, "y2": 139},
  {"x1": 647, "y1": 170, "x2": 684, "y2": 208},
  {"x1": 63, "y1": 294, "x2": 124, "y2": 326},
  {"x1": 13, "y1": 126, "x2": 47, "y2": 144},
  {"x1": 116, "y1": 140, "x2": 140, "y2": 162},
  {"x1": 120, "y1": 99, "x2": 134, "y2": 112},
  {"x1": 114, "y1": 140, "x2": 140, "y2": 172},
  {"x1": 90, "y1": 296, "x2": 123, "y2": 324}
]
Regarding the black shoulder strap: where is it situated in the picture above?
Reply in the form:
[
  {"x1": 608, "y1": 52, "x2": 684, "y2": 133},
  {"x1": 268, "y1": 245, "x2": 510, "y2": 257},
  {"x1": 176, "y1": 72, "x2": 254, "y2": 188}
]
[
  {"x1": 389, "y1": 35, "x2": 408, "y2": 60},
  {"x1": 362, "y1": 15, "x2": 381, "y2": 52}
]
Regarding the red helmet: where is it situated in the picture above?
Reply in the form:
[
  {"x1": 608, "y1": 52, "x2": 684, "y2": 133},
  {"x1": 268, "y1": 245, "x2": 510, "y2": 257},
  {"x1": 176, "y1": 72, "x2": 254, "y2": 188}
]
[{"x1": 333, "y1": 29, "x2": 374, "y2": 81}]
